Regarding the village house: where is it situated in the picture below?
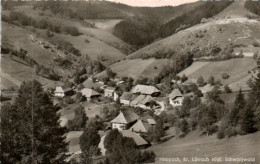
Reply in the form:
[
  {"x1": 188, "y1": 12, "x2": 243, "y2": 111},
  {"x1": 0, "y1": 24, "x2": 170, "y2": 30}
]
[
  {"x1": 169, "y1": 88, "x2": 184, "y2": 107},
  {"x1": 130, "y1": 95, "x2": 157, "y2": 109},
  {"x1": 120, "y1": 92, "x2": 132, "y2": 106},
  {"x1": 131, "y1": 85, "x2": 160, "y2": 97},
  {"x1": 98, "y1": 130, "x2": 149, "y2": 155},
  {"x1": 110, "y1": 110, "x2": 139, "y2": 131},
  {"x1": 54, "y1": 86, "x2": 73, "y2": 97},
  {"x1": 130, "y1": 118, "x2": 156, "y2": 134},
  {"x1": 80, "y1": 88, "x2": 100, "y2": 101},
  {"x1": 104, "y1": 87, "x2": 116, "y2": 97}
]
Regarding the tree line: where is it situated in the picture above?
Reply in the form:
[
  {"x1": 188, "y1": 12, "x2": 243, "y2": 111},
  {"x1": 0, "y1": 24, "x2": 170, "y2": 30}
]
[
  {"x1": 173, "y1": 73, "x2": 260, "y2": 139},
  {"x1": 2, "y1": 11, "x2": 80, "y2": 36}
]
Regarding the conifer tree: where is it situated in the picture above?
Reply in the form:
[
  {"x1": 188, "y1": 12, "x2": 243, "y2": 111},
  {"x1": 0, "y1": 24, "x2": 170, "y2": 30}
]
[
  {"x1": 0, "y1": 80, "x2": 68, "y2": 164},
  {"x1": 230, "y1": 89, "x2": 245, "y2": 126}
]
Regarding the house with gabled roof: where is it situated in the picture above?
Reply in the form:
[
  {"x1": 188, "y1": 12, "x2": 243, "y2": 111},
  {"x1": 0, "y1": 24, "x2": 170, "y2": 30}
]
[
  {"x1": 130, "y1": 94, "x2": 157, "y2": 109},
  {"x1": 98, "y1": 130, "x2": 149, "y2": 155},
  {"x1": 137, "y1": 95, "x2": 155, "y2": 109},
  {"x1": 80, "y1": 88, "x2": 100, "y2": 101},
  {"x1": 110, "y1": 110, "x2": 139, "y2": 131},
  {"x1": 54, "y1": 86, "x2": 73, "y2": 97},
  {"x1": 131, "y1": 85, "x2": 160, "y2": 96},
  {"x1": 169, "y1": 88, "x2": 184, "y2": 107},
  {"x1": 130, "y1": 119, "x2": 156, "y2": 134}
]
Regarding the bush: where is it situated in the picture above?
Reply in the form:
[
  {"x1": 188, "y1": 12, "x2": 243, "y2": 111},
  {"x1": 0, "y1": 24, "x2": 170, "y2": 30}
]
[
  {"x1": 64, "y1": 96, "x2": 74, "y2": 105},
  {"x1": 224, "y1": 126, "x2": 237, "y2": 138},
  {"x1": 197, "y1": 76, "x2": 205, "y2": 87},
  {"x1": 181, "y1": 74, "x2": 188, "y2": 83},
  {"x1": 56, "y1": 40, "x2": 81, "y2": 56},
  {"x1": 85, "y1": 38, "x2": 90, "y2": 43},
  {"x1": 217, "y1": 127, "x2": 225, "y2": 139},
  {"x1": 222, "y1": 73, "x2": 229, "y2": 79},
  {"x1": 67, "y1": 106, "x2": 88, "y2": 131},
  {"x1": 224, "y1": 84, "x2": 232, "y2": 93},
  {"x1": 253, "y1": 41, "x2": 260, "y2": 47},
  {"x1": 208, "y1": 76, "x2": 215, "y2": 86},
  {"x1": 208, "y1": 125, "x2": 218, "y2": 135},
  {"x1": 62, "y1": 26, "x2": 80, "y2": 36},
  {"x1": 179, "y1": 119, "x2": 189, "y2": 134}
]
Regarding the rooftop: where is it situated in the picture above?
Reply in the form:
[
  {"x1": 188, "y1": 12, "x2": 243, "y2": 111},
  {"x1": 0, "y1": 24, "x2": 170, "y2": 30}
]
[
  {"x1": 80, "y1": 88, "x2": 100, "y2": 98},
  {"x1": 110, "y1": 110, "x2": 139, "y2": 124},
  {"x1": 169, "y1": 88, "x2": 183, "y2": 100},
  {"x1": 131, "y1": 85, "x2": 160, "y2": 95}
]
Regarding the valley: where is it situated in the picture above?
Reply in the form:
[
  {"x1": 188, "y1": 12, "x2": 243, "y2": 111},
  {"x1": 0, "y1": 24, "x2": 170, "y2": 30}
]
[{"x1": 1, "y1": 0, "x2": 260, "y2": 163}]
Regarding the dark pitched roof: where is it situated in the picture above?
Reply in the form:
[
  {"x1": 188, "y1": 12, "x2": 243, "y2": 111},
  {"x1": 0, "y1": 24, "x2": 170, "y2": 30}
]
[
  {"x1": 98, "y1": 130, "x2": 148, "y2": 154},
  {"x1": 130, "y1": 120, "x2": 151, "y2": 133},
  {"x1": 111, "y1": 110, "x2": 139, "y2": 124},
  {"x1": 140, "y1": 95, "x2": 154, "y2": 105},
  {"x1": 120, "y1": 92, "x2": 132, "y2": 100},
  {"x1": 130, "y1": 95, "x2": 146, "y2": 105},
  {"x1": 121, "y1": 130, "x2": 148, "y2": 146}
]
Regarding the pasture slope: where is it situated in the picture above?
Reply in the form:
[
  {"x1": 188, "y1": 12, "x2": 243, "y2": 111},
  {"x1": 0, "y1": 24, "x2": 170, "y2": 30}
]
[
  {"x1": 150, "y1": 130, "x2": 260, "y2": 164},
  {"x1": 178, "y1": 58, "x2": 257, "y2": 91},
  {"x1": 128, "y1": 0, "x2": 260, "y2": 60},
  {"x1": 95, "y1": 58, "x2": 168, "y2": 80},
  {"x1": 0, "y1": 55, "x2": 59, "y2": 90},
  {"x1": 3, "y1": 5, "x2": 129, "y2": 61}
]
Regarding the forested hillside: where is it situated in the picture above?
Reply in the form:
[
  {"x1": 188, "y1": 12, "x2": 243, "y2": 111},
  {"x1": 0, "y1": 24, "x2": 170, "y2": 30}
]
[
  {"x1": 158, "y1": 0, "x2": 233, "y2": 38},
  {"x1": 1, "y1": 0, "x2": 233, "y2": 47},
  {"x1": 245, "y1": 1, "x2": 260, "y2": 16}
]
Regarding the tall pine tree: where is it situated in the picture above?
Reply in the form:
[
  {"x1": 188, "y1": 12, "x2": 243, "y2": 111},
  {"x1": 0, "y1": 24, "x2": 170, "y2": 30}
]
[
  {"x1": 229, "y1": 89, "x2": 245, "y2": 126},
  {"x1": 0, "y1": 80, "x2": 68, "y2": 163},
  {"x1": 247, "y1": 73, "x2": 260, "y2": 130}
]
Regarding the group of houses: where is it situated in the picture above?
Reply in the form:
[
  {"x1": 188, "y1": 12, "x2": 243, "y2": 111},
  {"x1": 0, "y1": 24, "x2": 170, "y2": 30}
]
[
  {"x1": 54, "y1": 84, "x2": 185, "y2": 108},
  {"x1": 98, "y1": 109, "x2": 157, "y2": 155},
  {"x1": 55, "y1": 80, "x2": 187, "y2": 158}
]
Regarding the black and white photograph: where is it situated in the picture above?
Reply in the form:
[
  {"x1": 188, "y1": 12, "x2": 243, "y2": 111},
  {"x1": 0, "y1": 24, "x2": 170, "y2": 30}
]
[{"x1": 0, "y1": 0, "x2": 260, "y2": 163}]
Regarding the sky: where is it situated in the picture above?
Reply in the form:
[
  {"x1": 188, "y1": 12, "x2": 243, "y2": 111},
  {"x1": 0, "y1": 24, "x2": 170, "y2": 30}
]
[{"x1": 106, "y1": 0, "x2": 198, "y2": 7}]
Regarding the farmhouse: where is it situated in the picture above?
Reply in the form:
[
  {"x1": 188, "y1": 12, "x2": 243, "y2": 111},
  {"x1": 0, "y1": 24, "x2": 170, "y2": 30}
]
[
  {"x1": 54, "y1": 86, "x2": 73, "y2": 97},
  {"x1": 98, "y1": 130, "x2": 149, "y2": 155},
  {"x1": 110, "y1": 110, "x2": 139, "y2": 131},
  {"x1": 104, "y1": 87, "x2": 116, "y2": 97},
  {"x1": 130, "y1": 95, "x2": 156, "y2": 109},
  {"x1": 130, "y1": 118, "x2": 156, "y2": 133},
  {"x1": 169, "y1": 89, "x2": 184, "y2": 107},
  {"x1": 80, "y1": 88, "x2": 100, "y2": 101},
  {"x1": 120, "y1": 92, "x2": 132, "y2": 106},
  {"x1": 131, "y1": 85, "x2": 160, "y2": 96}
]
